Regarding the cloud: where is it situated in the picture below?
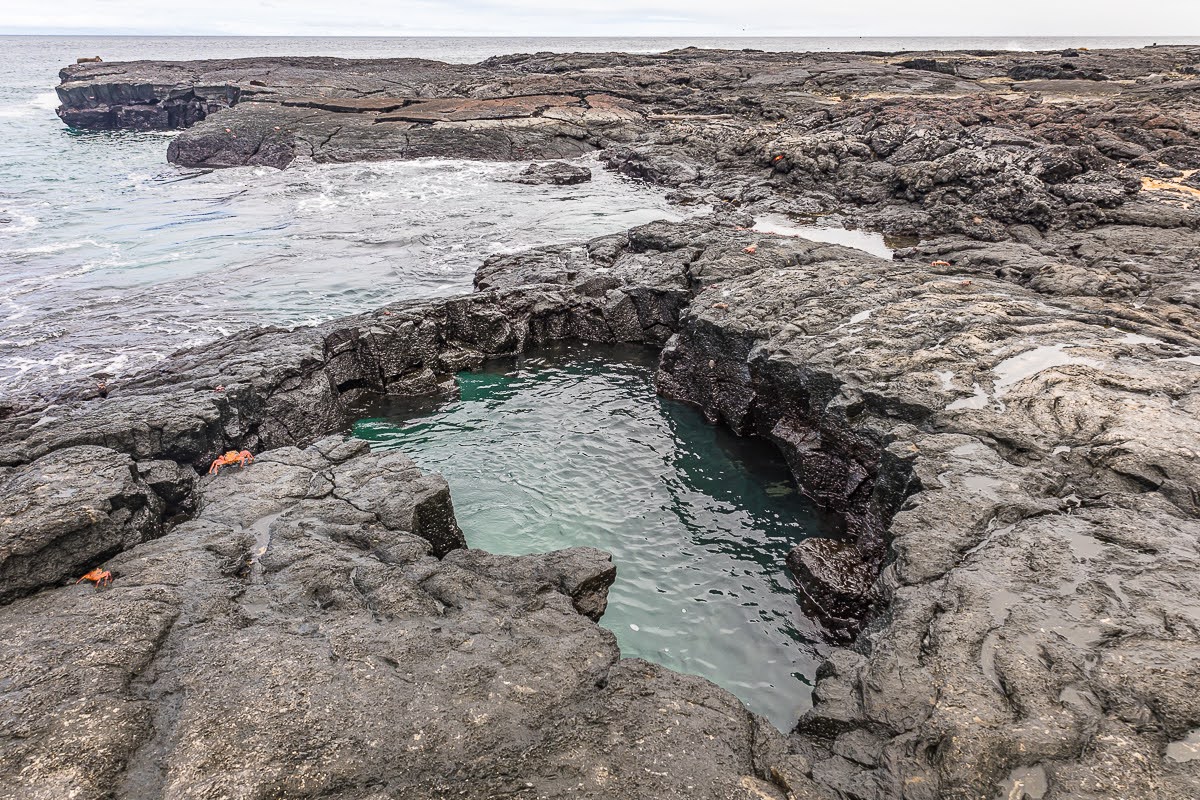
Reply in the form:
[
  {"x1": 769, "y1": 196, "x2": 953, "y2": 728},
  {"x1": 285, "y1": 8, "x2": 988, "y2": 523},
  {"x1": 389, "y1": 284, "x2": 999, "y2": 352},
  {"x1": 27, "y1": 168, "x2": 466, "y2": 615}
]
[{"x1": 4, "y1": 0, "x2": 1199, "y2": 36}]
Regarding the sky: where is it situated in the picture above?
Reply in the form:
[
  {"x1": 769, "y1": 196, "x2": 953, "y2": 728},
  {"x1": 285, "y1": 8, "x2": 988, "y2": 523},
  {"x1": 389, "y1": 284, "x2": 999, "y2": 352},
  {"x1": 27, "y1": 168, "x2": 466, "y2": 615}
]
[{"x1": 3, "y1": 0, "x2": 1200, "y2": 37}]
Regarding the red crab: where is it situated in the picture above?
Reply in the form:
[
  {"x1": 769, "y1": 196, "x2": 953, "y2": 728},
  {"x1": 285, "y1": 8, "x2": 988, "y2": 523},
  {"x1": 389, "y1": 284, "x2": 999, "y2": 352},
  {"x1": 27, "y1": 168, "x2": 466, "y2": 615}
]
[
  {"x1": 76, "y1": 568, "x2": 112, "y2": 588},
  {"x1": 209, "y1": 449, "x2": 254, "y2": 475}
]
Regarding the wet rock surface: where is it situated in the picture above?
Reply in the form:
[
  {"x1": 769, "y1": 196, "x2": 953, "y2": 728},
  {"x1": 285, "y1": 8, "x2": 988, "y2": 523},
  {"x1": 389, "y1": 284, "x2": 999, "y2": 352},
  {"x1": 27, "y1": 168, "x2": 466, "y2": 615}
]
[
  {"x1": 512, "y1": 160, "x2": 593, "y2": 185},
  {"x1": 23, "y1": 44, "x2": 1200, "y2": 798}
]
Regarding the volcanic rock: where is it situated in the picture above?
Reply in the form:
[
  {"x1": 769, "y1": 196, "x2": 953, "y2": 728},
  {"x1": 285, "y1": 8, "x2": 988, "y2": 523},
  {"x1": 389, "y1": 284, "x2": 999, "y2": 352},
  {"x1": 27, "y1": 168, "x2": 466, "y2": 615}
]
[
  {"x1": 0, "y1": 446, "x2": 163, "y2": 604},
  {"x1": 26, "y1": 43, "x2": 1200, "y2": 799},
  {"x1": 512, "y1": 160, "x2": 593, "y2": 185}
]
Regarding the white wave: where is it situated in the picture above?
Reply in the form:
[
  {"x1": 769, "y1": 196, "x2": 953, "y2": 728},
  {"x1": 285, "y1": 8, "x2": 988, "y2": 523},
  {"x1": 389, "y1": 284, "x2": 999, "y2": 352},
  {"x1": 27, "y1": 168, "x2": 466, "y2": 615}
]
[
  {"x1": 31, "y1": 92, "x2": 60, "y2": 110},
  {"x1": 9, "y1": 237, "x2": 102, "y2": 255},
  {"x1": 0, "y1": 210, "x2": 40, "y2": 234},
  {"x1": 0, "y1": 91, "x2": 60, "y2": 118},
  {"x1": 295, "y1": 192, "x2": 339, "y2": 211},
  {"x1": 103, "y1": 353, "x2": 131, "y2": 374},
  {"x1": 2, "y1": 352, "x2": 77, "y2": 377}
]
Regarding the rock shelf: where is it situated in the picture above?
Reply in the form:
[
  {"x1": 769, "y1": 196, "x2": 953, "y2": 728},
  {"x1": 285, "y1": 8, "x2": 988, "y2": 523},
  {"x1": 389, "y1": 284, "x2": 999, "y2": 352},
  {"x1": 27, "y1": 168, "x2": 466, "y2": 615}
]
[{"x1": 10, "y1": 45, "x2": 1200, "y2": 798}]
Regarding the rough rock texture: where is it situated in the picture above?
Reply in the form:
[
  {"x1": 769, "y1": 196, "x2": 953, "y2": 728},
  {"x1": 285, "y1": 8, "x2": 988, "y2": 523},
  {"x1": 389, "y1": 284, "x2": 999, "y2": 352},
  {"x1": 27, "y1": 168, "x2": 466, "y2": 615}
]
[
  {"x1": 653, "y1": 225, "x2": 1200, "y2": 798},
  {"x1": 54, "y1": 57, "x2": 655, "y2": 167},
  {"x1": 0, "y1": 221, "x2": 700, "y2": 471},
  {"x1": 56, "y1": 46, "x2": 1200, "y2": 221},
  {"x1": 7, "y1": 213, "x2": 1199, "y2": 796},
  {"x1": 512, "y1": 160, "x2": 593, "y2": 185},
  {"x1": 31, "y1": 44, "x2": 1200, "y2": 799},
  {"x1": 0, "y1": 446, "x2": 163, "y2": 603},
  {"x1": 1, "y1": 436, "x2": 791, "y2": 799}
]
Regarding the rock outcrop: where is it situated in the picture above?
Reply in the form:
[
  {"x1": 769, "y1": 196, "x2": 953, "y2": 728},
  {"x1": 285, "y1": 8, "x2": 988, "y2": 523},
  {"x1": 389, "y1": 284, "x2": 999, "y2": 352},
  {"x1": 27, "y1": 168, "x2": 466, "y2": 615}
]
[
  {"x1": 6, "y1": 213, "x2": 1199, "y2": 796},
  {"x1": 512, "y1": 160, "x2": 593, "y2": 185},
  {"x1": 654, "y1": 226, "x2": 1200, "y2": 798},
  {"x1": 25, "y1": 44, "x2": 1200, "y2": 799},
  {"x1": 0, "y1": 446, "x2": 164, "y2": 604},
  {"x1": 2, "y1": 435, "x2": 794, "y2": 799},
  {"x1": 56, "y1": 46, "x2": 1200, "y2": 219}
]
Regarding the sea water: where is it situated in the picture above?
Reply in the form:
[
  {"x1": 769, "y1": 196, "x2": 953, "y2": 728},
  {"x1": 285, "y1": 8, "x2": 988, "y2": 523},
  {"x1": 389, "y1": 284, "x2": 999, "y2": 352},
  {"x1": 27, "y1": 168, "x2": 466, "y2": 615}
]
[{"x1": 2, "y1": 35, "x2": 1194, "y2": 397}]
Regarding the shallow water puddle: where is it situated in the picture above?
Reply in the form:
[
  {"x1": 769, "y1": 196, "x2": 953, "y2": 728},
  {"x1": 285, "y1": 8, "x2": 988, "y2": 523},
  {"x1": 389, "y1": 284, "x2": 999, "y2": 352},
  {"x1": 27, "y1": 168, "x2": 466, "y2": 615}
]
[
  {"x1": 1167, "y1": 729, "x2": 1200, "y2": 763},
  {"x1": 991, "y1": 344, "x2": 1101, "y2": 395},
  {"x1": 947, "y1": 344, "x2": 1103, "y2": 412},
  {"x1": 998, "y1": 764, "x2": 1049, "y2": 800},
  {"x1": 751, "y1": 212, "x2": 906, "y2": 259},
  {"x1": 352, "y1": 343, "x2": 831, "y2": 728}
]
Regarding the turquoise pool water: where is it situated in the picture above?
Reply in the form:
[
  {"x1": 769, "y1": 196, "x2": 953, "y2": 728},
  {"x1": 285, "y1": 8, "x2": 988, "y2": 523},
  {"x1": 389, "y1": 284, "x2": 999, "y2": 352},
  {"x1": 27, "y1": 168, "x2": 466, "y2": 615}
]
[{"x1": 352, "y1": 343, "x2": 830, "y2": 728}]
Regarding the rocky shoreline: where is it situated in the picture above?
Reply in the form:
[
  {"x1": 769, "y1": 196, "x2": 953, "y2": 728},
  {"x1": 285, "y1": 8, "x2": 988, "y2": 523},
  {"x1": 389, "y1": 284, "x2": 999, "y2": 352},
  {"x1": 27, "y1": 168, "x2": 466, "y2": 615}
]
[{"x1": 2, "y1": 45, "x2": 1197, "y2": 797}]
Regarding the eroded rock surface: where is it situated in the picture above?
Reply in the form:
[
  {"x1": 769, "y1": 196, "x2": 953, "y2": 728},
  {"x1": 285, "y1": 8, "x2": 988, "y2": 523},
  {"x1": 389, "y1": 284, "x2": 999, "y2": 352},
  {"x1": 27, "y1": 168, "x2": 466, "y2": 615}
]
[
  {"x1": 654, "y1": 226, "x2": 1200, "y2": 798},
  {"x1": 27, "y1": 43, "x2": 1200, "y2": 799},
  {"x1": 0, "y1": 446, "x2": 164, "y2": 603},
  {"x1": 1, "y1": 436, "x2": 791, "y2": 799},
  {"x1": 6, "y1": 205, "x2": 1200, "y2": 795}
]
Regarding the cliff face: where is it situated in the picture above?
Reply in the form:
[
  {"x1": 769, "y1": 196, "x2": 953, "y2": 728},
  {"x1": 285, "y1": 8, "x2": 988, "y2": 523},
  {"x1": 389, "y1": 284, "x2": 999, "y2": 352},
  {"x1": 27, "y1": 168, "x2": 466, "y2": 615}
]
[{"x1": 17, "y1": 46, "x2": 1200, "y2": 798}]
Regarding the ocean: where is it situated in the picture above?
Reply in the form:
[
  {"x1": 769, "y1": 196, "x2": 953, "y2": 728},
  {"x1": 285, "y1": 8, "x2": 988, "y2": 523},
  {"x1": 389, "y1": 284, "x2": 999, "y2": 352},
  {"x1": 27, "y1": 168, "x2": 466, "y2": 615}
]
[{"x1": 1, "y1": 35, "x2": 1197, "y2": 398}]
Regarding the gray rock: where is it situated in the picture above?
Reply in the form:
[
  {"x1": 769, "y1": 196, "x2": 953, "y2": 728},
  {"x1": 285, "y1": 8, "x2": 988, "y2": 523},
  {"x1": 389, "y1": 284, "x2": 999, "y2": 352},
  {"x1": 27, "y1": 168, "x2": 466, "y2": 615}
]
[
  {"x1": 512, "y1": 160, "x2": 593, "y2": 185},
  {"x1": 0, "y1": 446, "x2": 164, "y2": 604},
  {"x1": 0, "y1": 436, "x2": 791, "y2": 799},
  {"x1": 25, "y1": 43, "x2": 1200, "y2": 799}
]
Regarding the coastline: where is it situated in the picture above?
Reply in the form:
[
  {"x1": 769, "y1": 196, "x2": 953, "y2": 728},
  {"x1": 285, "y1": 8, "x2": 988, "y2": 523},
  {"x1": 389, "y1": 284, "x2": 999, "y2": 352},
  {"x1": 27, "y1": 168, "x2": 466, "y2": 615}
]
[{"x1": 2, "y1": 44, "x2": 1200, "y2": 798}]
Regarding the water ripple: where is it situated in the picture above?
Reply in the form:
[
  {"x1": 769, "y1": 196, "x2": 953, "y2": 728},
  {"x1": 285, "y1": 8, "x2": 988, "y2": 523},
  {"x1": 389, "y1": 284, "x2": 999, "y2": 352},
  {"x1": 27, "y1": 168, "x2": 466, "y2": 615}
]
[{"x1": 353, "y1": 343, "x2": 831, "y2": 729}]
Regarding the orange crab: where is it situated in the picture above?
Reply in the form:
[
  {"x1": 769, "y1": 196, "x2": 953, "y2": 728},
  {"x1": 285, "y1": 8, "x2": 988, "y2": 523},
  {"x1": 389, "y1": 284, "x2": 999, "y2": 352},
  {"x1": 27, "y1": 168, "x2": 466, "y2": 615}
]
[
  {"x1": 209, "y1": 449, "x2": 254, "y2": 475},
  {"x1": 76, "y1": 568, "x2": 112, "y2": 588},
  {"x1": 743, "y1": 245, "x2": 758, "y2": 254}
]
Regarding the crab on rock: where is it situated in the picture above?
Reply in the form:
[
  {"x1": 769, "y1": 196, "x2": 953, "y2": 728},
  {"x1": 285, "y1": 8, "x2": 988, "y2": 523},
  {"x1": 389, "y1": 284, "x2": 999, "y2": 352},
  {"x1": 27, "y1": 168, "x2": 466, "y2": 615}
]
[
  {"x1": 208, "y1": 449, "x2": 255, "y2": 475},
  {"x1": 76, "y1": 568, "x2": 112, "y2": 587}
]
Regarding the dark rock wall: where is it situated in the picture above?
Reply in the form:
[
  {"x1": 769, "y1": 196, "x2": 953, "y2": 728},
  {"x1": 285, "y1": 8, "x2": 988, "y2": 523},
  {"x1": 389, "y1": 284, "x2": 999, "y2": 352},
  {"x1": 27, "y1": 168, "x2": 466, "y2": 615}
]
[{"x1": 56, "y1": 80, "x2": 240, "y2": 130}]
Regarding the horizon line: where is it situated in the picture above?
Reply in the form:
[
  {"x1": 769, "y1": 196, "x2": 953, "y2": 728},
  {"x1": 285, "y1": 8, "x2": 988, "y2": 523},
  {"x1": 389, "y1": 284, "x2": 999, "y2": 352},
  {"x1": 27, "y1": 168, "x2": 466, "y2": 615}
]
[{"x1": 3, "y1": 33, "x2": 1197, "y2": 39}]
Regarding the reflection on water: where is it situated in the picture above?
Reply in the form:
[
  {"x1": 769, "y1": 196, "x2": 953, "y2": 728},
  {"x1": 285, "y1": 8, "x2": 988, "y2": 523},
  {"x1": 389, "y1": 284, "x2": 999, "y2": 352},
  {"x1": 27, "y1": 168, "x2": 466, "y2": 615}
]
[
  {"x1": 352, "y1": 343, "x2": 830, "y2": 729},
  {"x1": 752, "y1": 212, "x2": 914, "y2": 259}
]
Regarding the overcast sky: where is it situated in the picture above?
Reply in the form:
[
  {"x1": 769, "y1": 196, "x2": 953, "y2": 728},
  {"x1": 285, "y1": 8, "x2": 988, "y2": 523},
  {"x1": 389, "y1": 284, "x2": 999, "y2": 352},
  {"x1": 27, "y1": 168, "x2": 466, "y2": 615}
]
[{"x1": 4, "y1": 0, "x2": 1199, "y2": 37}]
